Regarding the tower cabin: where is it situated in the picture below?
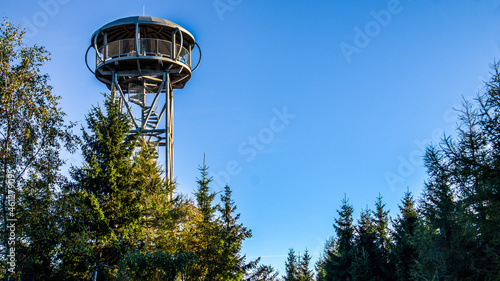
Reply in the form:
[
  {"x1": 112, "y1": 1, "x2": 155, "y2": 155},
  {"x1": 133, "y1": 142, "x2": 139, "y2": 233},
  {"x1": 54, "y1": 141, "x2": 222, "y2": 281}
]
[{"x1": 89, "y1": 16, "x2": 199, "y2": 91}]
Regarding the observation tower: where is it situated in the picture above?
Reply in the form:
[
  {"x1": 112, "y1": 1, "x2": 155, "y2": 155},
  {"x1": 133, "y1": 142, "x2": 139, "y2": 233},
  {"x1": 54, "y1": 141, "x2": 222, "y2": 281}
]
[{"x1": 85, "y1": 16, "x2": 201, "y2": 180}]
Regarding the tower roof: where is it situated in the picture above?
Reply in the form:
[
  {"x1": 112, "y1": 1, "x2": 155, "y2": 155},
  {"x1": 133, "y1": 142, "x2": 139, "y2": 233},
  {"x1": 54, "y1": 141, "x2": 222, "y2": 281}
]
[{"x1": 90, "y1": 16, "x2": 195, "y2": 44}]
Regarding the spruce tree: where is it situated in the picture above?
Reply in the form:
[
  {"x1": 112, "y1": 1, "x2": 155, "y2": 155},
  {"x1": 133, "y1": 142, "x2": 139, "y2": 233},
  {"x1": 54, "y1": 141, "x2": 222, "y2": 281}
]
[
  {"x1": 217, "y1": 184, "x2": 253, "y2": 280},
  {"x1": 416, "y1": 64, "x2": 500, "y2": 279},
  {"x1": 284, "y1": 248, "x2": 299, "y2": 281},
  {"x1": 391, "y1": 190, "x2": 419, "y2": 281},
  {"x1": 419, "y1": 144, "x2": 477, "y2": 279},
  {"x1": 62, "y1": 95, "x2": 179, "y2": 279},
  {"x1": 65, "y1": 95, "x2": 140, "y2": 278},
  {"x1": 284, "y1": 248, "x2": 314, "y2": 281},
  {"x1": 372, "y1": 194, "x2": 392, "y2": 280},
  {"x1": 180, "y1": 160, "x2": 258, "y2": 281},
  {"x1": 244, "y1": 262, "x2": 280, "y2": 281},
  {"x1": 314, "y1": 238, "x2": 334, "y2": 281},
  {"x1": 373, "y1": 195, "x2": 390, "y2": 252},
  {"x1": 183, "y1": 158, "x2": 219, "y2": 280},
  {"x1": 298, "y1": 249, "x2": 315, "y2": 281},
  {"x1": 115, "y1": 251, "x2": 196, "y2": 280},
  {"x1": 323, "y1": 196, "x2": 355, "y2": 281},
  {"x1": 351, "y1": 208, "x2": 379, "y2": 281},
  {"x1": 467, "y1": 63, "x2": 500, "y2": 278}
]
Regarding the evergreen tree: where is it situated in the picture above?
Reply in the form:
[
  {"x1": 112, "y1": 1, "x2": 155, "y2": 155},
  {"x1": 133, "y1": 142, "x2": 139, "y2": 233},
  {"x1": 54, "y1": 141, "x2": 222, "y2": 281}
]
[
  {"x1": 323, "y1": 196, "x2": 355, "y2": 281},
  {"x1": 415, "y1": 64, "x2": 500, "y2": 279},
  {"x1": 115, "y1": 251, "x2": 196, "y2": 281},
  {"x1": 314, "y1": 63, "x2": 500, "y2": 280},
  {"x1": 314, "y1": 238, "x2": 335, "y2": 281},
  {"x1": 373, "y1": 195, "x2": 390, "y2": 252},
  {"x1": 351, "y1": 208, "x2": 380, "y2": 281},
  {"x1": 61, "y1": 95, "x2": 179, "y2": 279},
  {"x1": 372, "y1": 194, "x2": 392, "y2": 280},
  {"x1": 418, "y1": 142, "x2": 478, "y2": 279},
  {"x1": 298, "y1": 249, "x2": 314, "y2": 281},
  {"x1": 284, "y1": 248, "x2": 299, "y2": 281},
  {"x1": 182, "y1": 158, "x2": 219, "y2": 280},
  {"x1": 64, "y1": 95, "x2": 139, "y2": 279},
  {"x1": 244, "y1": 262, "x2": 280, "y2": 281},
  {"x1": 391, "y1": 190, "x2": 419, "y2": 281},
  {"x1": 216, "y1": 184, "x2": 253, "y2": 280},
  {"x1": 285, "y1": 248, "x2": 314, "y2": 281},
  {"x1": 54, "y1": 186, "x2": 97, "y2": 280},
  {"x1": 194, "y1": 157, "x2": 218, "y2": 224},
  {"x1": 466, "y1": 63, "x2": 500, "y2": 278},
  {"x1": 177, "y1": 159, "x2": 259, "y2": 281},
  {"x1": 417, "y1": 65, "x2": 500, "y2": 279}
]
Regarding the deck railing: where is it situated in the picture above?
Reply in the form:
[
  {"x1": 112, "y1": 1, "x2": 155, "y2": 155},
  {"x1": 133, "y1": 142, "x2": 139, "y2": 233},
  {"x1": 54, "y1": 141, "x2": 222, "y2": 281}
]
[{"x1": 97, "y1": 38, "x2": 190, "y2": 68}]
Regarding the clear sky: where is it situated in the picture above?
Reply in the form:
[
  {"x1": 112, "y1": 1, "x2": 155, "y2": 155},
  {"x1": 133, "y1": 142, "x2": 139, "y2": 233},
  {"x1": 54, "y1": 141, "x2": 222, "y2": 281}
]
[{"x1": 3, "y1": 0, "x2": 500, "y2": 275}]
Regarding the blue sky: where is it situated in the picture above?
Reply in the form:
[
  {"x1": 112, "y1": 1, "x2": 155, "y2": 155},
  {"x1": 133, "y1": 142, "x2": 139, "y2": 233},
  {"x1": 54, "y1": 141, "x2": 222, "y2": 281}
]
[{"x1": 4, "y1": 0, "x2": 500, "y2": 275}]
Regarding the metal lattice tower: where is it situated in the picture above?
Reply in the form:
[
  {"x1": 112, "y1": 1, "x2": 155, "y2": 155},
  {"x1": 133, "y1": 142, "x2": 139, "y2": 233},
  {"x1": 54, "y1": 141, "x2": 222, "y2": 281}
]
[{"x1": 86, "y1": 16, "x2": 201, "y2": 180}]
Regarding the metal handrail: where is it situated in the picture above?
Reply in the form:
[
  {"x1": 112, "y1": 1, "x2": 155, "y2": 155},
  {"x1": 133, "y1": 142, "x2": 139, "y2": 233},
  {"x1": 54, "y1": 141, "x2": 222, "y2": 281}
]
[{"x1": 96, "y1": 38, "x2": 190, "y2": 68}]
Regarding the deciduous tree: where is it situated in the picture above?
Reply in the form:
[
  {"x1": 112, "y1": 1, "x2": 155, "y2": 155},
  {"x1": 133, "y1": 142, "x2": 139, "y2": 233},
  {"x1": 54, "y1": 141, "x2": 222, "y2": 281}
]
[{"x1": 0, "y1": 17, "x2": 77, "y2": 279}]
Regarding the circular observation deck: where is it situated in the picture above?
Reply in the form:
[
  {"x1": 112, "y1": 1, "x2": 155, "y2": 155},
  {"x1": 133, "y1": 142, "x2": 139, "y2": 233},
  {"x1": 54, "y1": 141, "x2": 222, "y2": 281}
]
[{"x1": 88, "y1": 16, "x2": 200, "y2": 90}]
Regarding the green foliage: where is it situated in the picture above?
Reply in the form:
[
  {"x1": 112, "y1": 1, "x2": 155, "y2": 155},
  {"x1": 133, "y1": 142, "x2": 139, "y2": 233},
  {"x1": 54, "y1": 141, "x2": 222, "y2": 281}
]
[
  {"x1": 10, "y1": 9, "x2": 500, "y2": 280},
  {"x1": 415, "y1": 63, "x2": 500, "y2": 280},
  {"x1": 351, "y1": 208, "x2": 379, "y2": 281},
  {"x1": 0, "y1": 17, "x2": 263, "y2": 280},
  {"x1": 349, "y1": 197, "x2": 392, "y2": 281},
  {"x1": 0, "y1": 17, "x2": 77, "y2": 279},
  {"x1": 298, "y1": 250, "x2": 314, "y2": 281},
  {"x1": 323, "y1": 196, "x2": 355, "y2": 281},
  {"x1": 194, "y1": 158, "x2": 217, "y2": 224},
  {"x1": 373, "y1": 194, "x2": 390, "y2": 253},
  {"x1": 284, "y1": 248, "x2": 314, "y2": 281},
  {"x1": 390, "y1": 190, "x2": 419, "y2": 281},
  {"x1": 284, "y1": 248, "x2": 299, "y2": 281},
  {"x1": 314, "y1": 238, "x2": 334, "y2": 281},
  {"x1": 316, "y1": 195, "x2": 406, "y2": 281},
  {"x1": 371, "y1": 195, "x2": 392, "y2": 280},
  {"x1": 217, "y1": 184, "x2": 253, "y2": 280},
  {"x1": 64, "y1": 94, "x2": 140, "y2": 276},
  {"x1": 182, "y1": 160, "x2": 257, "y2": 280},
  {"x1": 116, "y1": 251, "x2": 196, "y2": 281},
  {"x1": 60, "y1": 94, "x2": 181, "y2": 279},
  {"x1": 313, "y1": 64, "x2": 500, "y2": 280},
  {"x1": 244, "y1": 262, "x2": 280, "y2": 281},
  {"x1": 181, "y1": 159, "x2": 219, "y2": 280}
]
